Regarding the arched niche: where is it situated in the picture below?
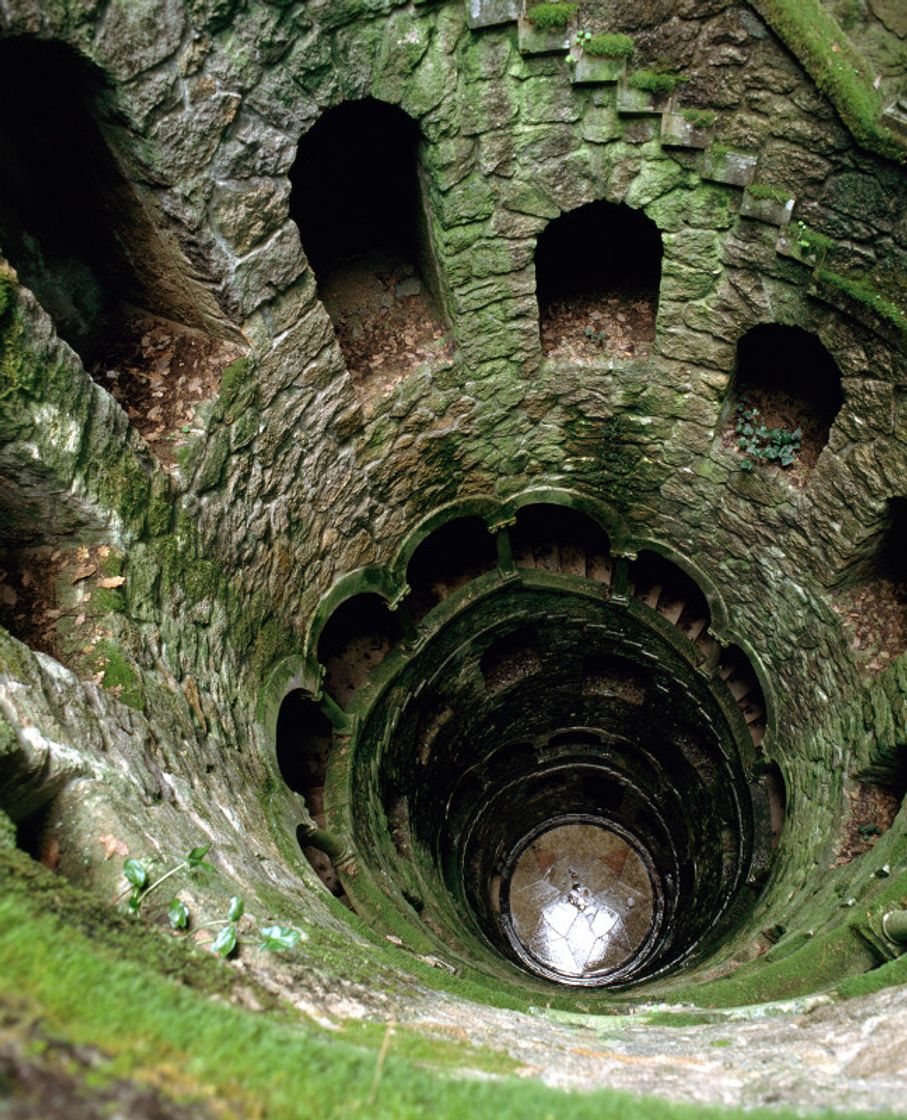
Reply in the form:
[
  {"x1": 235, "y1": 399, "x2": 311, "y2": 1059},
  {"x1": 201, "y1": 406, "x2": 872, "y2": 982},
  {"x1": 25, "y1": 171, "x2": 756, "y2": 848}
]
[
  {"x1": 404, "y1": 515, "x2": 498, "y2": 623},
  {"x1": 316, "y1": 592, "x2": 404, "y2": 708},
  {"x1": 0, "y1": 38, "x2": 221, "y2": 371},
  {"x1": 275, "y1": 689, "x2": 350, "y2": 904},
  {"x1": 534, "y1": 200, "x2": 662, "y2": 360},
  {"x1": 508, "y1": 502, "x2": 612, "y2": 583},
  {"x1": 289, "y1": 98, "x2": 448, "y2": 387},
  {"x1": 726, "y1": 324, "x2": 843, "y2": 474},
  {"x1": 628, "y1": 550, "x2": 712, "y2": 647},
  {"x1": 830, "y1": 495, "x2": 907, "y2": 674}
]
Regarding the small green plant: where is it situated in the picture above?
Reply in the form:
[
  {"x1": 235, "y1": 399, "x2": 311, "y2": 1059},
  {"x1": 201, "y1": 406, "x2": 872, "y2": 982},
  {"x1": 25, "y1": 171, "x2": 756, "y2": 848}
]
[
  {"x1": 576, "y1": 31, "x2": 634, "y2": 59},
  {"x1": 735, "y1": 399, "x2": 802, "y2": 471},
  {"x1": 584, "y1": 324, "x2": 608, "y2": 348},
  {"x1": 121, "y1": 843, "x2": 214, "y2": 915},
  {"x1": 627, "y1": 66, "x2": 687, "y2": 94},
  {"x1": 793, "y1": 221, "x2": 834, "y2": 265},
  {"x1": 119, "y1": 845, "x2": 305, "y2": 959},
  {"x1": 858, "y1": 823, "x2": 882, "y2": 840},
  {"x1": 526, "y1": 2, "x2": 577, "y2": 30}
]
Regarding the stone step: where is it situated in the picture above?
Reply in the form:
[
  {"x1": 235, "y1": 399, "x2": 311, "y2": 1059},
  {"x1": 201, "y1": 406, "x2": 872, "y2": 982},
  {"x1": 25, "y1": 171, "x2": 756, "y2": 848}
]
[
  {"x1": 701, "y1": 146, "x2": 757, "y2": 188},
  {"x1": 465, "y1": 0, "x2": 519, "y2": 30},
  {"x1": 740, "y1": 186, "x2": 795, "y2": 226},
  {"x1": 615, "y1": 82, "x2": 670, "y2": 116},
  {"x1": 571, "y1": 55, "x2": 627, "y2": 85},
  {"x1": 517, "y1": 15, "x2": 574, "y2": 56},
  {"x1": 660, "y1": 110, "x2": 715, "y2": 150}
]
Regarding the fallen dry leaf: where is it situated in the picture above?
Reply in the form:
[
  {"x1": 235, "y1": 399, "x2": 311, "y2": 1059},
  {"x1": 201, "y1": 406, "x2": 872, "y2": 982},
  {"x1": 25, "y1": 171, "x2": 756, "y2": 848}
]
[
  {"x1": 98, "y1": 576, "x2": 126, "y2": 589},
  {"x1": 98, "y1": 833, "x2": 129, "y2": 860},
  {"x1": 72, "y1": 564, "x2": 97, "y2": 584}
]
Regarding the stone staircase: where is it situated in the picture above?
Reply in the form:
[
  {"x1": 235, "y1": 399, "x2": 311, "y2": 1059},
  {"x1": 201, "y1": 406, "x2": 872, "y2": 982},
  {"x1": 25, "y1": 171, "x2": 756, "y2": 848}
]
[{"x1": 461, "y1": 0, "x2": 905, "y2": 348}]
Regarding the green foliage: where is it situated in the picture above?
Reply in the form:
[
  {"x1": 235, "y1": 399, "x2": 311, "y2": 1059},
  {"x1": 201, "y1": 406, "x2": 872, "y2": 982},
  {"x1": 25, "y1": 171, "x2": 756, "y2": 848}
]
[
  {"x1": 679, "y1": 108, "x2": 716, "y2": 128},
  {"x1": 583, "y1": 324, "x2": 608, "y2": 348},
  {"x1": 526, "y1": 2, "x2": 576, "y2": 30},
  {"x1": 627, "y1": 66, "x2": 686, "y2": 94},
  {"x1": 747, "y1": 182, "x2": 792, "y2": 204},
  {"x1": 212, "y1": 923, "x2": 238, "y2": 958},
  {"x1": 168, "y1": 899, "x2": 190, "y2": 930},
  {"x1": 751, "y1": 0, "x2": 905, "y2": 164},
  {"x1": 119, "y1": 844, "x2": 213, "y2": 916},
  {"x1": 121, "y1": 843, "x2": 306, "y2": 961},
  {"x1": 259, "y1": 925, "x2": 302, "y2": 952},
  {"x1": 577, "y1": 31, "x2": 634, "y2": 58},
  {"x1": 734, "y1": 400, "x2": 801, "y2": 471}
]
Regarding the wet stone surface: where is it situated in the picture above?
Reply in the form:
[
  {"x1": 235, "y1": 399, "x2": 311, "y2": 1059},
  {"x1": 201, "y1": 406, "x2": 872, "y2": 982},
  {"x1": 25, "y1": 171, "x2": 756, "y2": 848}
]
[{"x1": 506, "y1": 822, "x2": 655, "y2": 982}]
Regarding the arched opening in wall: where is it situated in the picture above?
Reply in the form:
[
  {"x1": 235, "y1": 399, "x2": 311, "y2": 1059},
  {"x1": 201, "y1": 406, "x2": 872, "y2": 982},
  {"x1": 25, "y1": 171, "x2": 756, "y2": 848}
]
[
  {"x1": 316, "y1": 593, "x2": 404, "y2": 708},
  {"x1": 535, "y1": 201, "x2": 662, "y2": 361},
  {"x1": 275, "y1": 690, "x2": 349, "y2": 905},
  {"x1": 831, "y1": 496, "x2": 907, "y2": 675},
  {"x1": 404, "y1": 517, "x2": 498, "y2": 623},
  {"x1": 724, "y1": 324, "x2": 843, "y2": 477},
  {"x1": 289, "y1": 98, "x2": 450, "y2": 392},
  {"x1": 509, "y1": 503, "x2": 612, "y2": 583},
  {"x1": 0, "y1": 39, "x2": 238, "y2": 461},
  {"x1": 628, "y1": 551, "x2": 713, "y2": 653},
  {"x1": 0, "y1": 495, "x2": 113, "y2": 670}
]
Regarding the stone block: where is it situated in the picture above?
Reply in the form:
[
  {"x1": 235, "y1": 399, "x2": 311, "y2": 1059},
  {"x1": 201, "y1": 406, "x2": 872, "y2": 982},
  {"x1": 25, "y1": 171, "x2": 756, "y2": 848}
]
[
  {"x1": 740, "y1": 187, "x2": 795, "y2": 226},
  {"x1": 465, "y1": 0, "x2": 520, "y2": 29},
  {"x1": 571, "y1": 55, "x2": 626, "y2": 85},
  {"x1": 660, "y1": 112, "x2": 714, "y2": 150},
  {"x1": 615, "y1": 83, "x2": 670, "y2": 115},
  {"x1": 701, "y1": 147, "x2": 757, "y2": 187},
  {"x1": 517, "y1": 16, "x2": 574, "y2": 56}
]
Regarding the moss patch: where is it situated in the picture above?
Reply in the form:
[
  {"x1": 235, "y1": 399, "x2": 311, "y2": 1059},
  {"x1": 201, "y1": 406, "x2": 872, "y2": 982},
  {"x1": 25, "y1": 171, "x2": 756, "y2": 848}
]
[
  {"x1": 750, "y1": 0, "x2": 905, "y2": 163},
  {"x1": 0, "y1": 872, "x2": 881, "y2": 1120}
]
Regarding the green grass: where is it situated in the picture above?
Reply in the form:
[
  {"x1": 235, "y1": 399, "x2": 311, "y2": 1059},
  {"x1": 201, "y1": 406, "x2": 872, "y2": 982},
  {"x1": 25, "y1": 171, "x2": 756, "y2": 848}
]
[
  {"x1": 749, "y1": 0, "x2": 905, "y2": 164},
  {"x1": 584, "y1": 33, "x2": 634, "y2": 59},
  {"x1": 679, "y1": 108, "x2": 717, "y2": 129},
  {"x1": 526, "y1": 2, "x2": 576, "y2": 30}
]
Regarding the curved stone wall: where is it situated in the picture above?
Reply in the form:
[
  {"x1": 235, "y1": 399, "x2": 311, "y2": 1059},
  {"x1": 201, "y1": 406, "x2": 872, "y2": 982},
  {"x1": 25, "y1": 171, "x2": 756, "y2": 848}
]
[{"x1": 0, "y1": 0, "x2": 906, "y2": 1114}]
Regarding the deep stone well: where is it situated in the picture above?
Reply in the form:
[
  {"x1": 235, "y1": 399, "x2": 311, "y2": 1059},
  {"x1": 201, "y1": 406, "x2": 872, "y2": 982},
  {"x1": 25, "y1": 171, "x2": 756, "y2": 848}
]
[{"x1": 0, "y1": 0, "x2": 906, "y2": 1115}]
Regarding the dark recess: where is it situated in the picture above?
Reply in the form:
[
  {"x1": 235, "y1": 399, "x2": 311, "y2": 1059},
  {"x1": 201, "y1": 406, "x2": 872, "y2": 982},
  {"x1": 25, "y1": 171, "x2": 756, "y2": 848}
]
[
  {"x1": 290, "y1": 98, "x2": 425, "y2": 283},
  {"x1": 535, "y1": 200, "x2": 663, "y2": 311}
]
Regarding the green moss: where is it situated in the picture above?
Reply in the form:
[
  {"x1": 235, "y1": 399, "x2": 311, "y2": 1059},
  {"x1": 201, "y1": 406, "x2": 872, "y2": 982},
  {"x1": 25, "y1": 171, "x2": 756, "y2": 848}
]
[
  {"x1": 0, "y1": 848, "x2": 234, "y2": 996},
  {"x1": 0, "y1": 878, "x2": 877, "y2": 1120},
  {"x1": 93, "y1": 640, "x2": 145, "y2": 712},
  {"x1": 750, "y1": 0, "x2": 905, "y2": 164},
  {"x1": 584, "y1": 33, "x2": 634, "y2": 59},
  {"x1": 666, "y1": 925, "x2": 878, "y2": 1008},
  {"x1": 628, "y1": 67, "x2": 686, "y2": 94},
  {"x1": 526, "y1": 2, "x2": 576, "y2": 30},
  {"x1": 815, "y1": 268, "x2": 907, "y2": 335},
  {"x1": 679, "y1": 108, "x2": 716, "y2": 128},
  {"x1": 334, "y1": 1021, "x2": 519, "y2": 1076},
  {"x1": 0, "y1": 808, "x2": 16, "y2": 851},
  {"x1": 747, "y1": 182, "x2": 792, "y2": 203}
]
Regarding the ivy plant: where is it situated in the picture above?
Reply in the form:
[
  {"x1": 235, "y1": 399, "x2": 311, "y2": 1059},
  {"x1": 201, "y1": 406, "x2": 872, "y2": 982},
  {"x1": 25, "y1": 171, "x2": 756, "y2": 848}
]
[
  {"x1": 118, "y1": 844, "x2": 306, "y2": 959},
  {"x1": 735, "y1": 399, "x2": 801, "y2": 472}
]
